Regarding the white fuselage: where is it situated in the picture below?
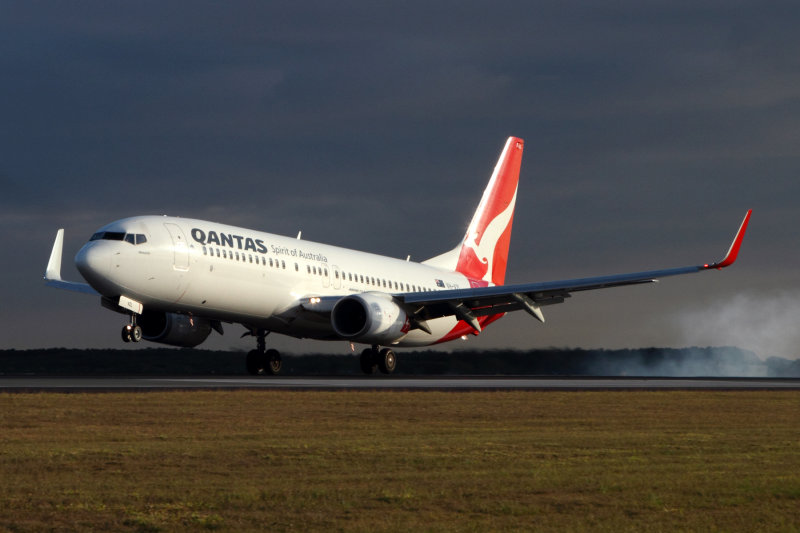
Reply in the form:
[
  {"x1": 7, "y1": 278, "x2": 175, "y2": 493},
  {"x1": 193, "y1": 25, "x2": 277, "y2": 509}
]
[{"x1": 76, "y1": 215, "x2": 474, "y2": 346}]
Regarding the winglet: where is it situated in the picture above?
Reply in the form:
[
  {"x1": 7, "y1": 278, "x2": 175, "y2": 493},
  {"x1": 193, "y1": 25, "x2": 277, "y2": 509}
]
[
  {"x1": 45, "y1": 229, "x2": 65, "y2": 281},
  {"x1": 44, "y1": 229, "x2": 98, "y2": 295},
  {"x1": 704, "y1": 210, "x2": 752, "y2": 270}
]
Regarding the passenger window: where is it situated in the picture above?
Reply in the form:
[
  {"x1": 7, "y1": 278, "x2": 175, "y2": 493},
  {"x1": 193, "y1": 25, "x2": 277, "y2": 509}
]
[
  {"x1": 324, "y1": 268, "x2": 328, "y2": 277},
  {"x1": 295, "y1": 263, "x2": 299, "y2": 271},
  {"x1": 281, "y1": 260, "x2": 286, "y2": 269},
  {"x1": 202, "y1": 246, "x2": 207, "y2": 255}
]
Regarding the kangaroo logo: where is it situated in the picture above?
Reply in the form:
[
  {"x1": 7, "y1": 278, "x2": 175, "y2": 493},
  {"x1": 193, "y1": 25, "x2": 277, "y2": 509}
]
[{"x1": 459, "y1": 186, "x2": 518, "y2": 283}]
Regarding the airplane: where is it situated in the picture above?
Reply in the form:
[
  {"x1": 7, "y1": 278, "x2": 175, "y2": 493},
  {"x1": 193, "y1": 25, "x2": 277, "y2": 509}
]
[{"x1": 44, "y1": 137, "x2": 752, "y2": 376}]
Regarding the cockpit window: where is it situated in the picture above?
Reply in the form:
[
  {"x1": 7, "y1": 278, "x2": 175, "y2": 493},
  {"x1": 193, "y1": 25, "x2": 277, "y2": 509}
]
[
  {"x1": 90, "y1": 232, "x2": 147, "y2": 244},
  {"x1": 90, "y1": 231, "x2": 125, "y2": 241}
]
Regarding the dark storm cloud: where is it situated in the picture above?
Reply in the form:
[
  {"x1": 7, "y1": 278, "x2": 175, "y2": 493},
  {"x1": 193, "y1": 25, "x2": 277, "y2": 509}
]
[{"x1": 2, "y1": 1, "x2": 799, "y2": 354}]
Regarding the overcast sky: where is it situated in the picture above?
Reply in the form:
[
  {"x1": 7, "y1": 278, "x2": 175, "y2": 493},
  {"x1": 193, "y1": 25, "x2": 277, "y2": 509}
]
[{"x1": 2, "y1": 1, "x2": 799, "y2": 359}]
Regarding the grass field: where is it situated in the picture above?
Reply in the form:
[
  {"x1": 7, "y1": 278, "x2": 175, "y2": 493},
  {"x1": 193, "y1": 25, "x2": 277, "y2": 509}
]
[{"x1": 1, "y1": 390, "x2": 798, "y2": 532}]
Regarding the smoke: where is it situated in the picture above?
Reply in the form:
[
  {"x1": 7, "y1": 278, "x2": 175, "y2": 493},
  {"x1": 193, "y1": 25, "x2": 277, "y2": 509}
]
[
  {"x1": 583, "y1": 348, "x2": 769, "y2": 378},
  {"x1": 672, "y1": 291, "x2": 800, "y2": 361}
]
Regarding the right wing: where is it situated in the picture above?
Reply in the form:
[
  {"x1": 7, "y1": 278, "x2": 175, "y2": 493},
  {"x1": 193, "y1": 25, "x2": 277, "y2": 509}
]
[{"x1": 44, "y1": 229, "x2": 98, "y2": 295}]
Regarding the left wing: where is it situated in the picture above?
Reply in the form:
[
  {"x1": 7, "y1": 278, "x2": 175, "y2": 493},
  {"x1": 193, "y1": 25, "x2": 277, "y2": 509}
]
[
  {"x1": 399, "y1": 210, "x2": 752, "y2": 332},
  {"x1": 281, "y1": 210, "x2": 750, "y2": 335}
]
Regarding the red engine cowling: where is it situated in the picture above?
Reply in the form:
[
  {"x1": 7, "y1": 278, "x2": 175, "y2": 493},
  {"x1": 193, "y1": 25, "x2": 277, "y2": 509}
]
[
  {"x1": 331, "y1": 292, "x2": 409, "y2": 345},
  {"x1": 139, "y1": 311, "x2": 212, "y2": 348}
]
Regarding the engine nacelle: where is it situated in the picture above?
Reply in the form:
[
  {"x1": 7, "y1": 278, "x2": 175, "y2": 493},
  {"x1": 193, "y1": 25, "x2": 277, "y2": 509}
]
[
  {"x1": 139, "y1": 311, "x2": 212, "y2": 348},
  {"x1": 331, "y1": 292, "x2": 409, "y2": 345}
]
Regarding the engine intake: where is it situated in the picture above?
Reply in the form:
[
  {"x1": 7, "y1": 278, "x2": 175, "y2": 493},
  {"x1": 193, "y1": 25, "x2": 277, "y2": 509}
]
[{"x1": 331, "y1": 293, "x2": 409, "y2": 344}]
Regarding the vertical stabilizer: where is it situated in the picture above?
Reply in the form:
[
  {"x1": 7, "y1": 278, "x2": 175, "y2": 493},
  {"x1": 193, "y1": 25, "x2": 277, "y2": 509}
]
[{"x1": 442, "y1": 137, "x2": 523, "y2": 286}]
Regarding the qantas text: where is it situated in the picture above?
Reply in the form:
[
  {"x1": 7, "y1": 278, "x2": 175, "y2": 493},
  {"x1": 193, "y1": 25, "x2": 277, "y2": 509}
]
[{"x1": 191, "y1": 228, "x2": 268, "y2": 254}]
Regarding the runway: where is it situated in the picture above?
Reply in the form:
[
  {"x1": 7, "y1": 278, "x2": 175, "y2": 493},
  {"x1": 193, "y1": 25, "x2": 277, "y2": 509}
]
[{"x1": 1, "y1": 376, "x2": 799, "y2": 392}]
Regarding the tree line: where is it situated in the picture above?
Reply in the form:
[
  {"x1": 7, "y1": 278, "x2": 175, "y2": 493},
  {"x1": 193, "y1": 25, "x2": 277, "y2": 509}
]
[{"x1": 1, "y1": 347, "x2": 798, "y2": 377}]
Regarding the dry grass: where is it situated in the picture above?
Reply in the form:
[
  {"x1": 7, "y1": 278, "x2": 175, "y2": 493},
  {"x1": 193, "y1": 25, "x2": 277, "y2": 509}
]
[{"x1": 0, "y1": 390, "x2": 798, "y2": 532}]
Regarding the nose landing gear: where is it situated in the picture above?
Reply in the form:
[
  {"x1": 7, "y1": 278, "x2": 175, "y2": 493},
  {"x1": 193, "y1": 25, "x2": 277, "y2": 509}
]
[
  {"x1": 121, "y1": 315, "x2": 142, "y2": 343},
  {"x1": 245, "y1": 329, "x2": 282, "y2": 376}
]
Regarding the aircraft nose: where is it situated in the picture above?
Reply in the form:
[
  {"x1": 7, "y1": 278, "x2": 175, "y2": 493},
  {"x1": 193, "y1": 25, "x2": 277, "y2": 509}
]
[{"x1": 75, "y1": 243, "x2": 111, "y2": 282}]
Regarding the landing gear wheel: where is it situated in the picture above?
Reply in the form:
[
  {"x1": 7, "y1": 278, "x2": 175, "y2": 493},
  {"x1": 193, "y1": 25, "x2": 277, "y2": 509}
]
[
  {"x1": 122, "y1": 314, "x2": 141, "y2": 344},
  {"x1": 246, "y1": 349, "x2": 265, "y2": 375},
  {"x1": 244, "y1": 329, "x2": 277, "y2": 376},
  {"x1": 360, "y1": 348, "x2": 377, "y2": 375},
  {"x1": 266, "y1": 349, "x2": 282, "y2": 375},
  {"x1": 378, "y1": 348, "x2": 397, "y2": 375}
]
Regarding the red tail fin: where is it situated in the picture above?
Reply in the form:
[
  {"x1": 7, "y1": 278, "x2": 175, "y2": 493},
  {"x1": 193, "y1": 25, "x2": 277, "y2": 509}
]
[{"x1": 455, "y1": 137, "x2": 524, "y2": 286}]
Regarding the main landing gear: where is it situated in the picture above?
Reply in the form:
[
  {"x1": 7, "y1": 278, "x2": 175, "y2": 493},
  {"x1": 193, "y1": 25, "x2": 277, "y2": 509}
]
[
  {"x1": 360, "y1": 345, "x2": 397, "y2": 375},
  {"x1": 245, "y1": 329, "x2": 282, "y2": 376},
  {"x1": 121, "y1": 315, "x2": 142, "y2": 343}
]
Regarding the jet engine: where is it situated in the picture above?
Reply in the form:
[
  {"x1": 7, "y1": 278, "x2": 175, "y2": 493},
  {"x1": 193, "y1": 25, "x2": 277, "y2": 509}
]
[
  {"x1": 331, "y1": 292, "x2": 409, "y2": 345},
  {"x1": 138, "y1": 311, "x2": 212, "y2": 348}
]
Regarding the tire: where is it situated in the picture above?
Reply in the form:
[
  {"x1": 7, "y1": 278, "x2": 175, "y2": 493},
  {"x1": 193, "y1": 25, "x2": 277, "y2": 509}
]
[
  {"x1": 378, "y1": 348, "x2": 396, "y2": 375},
  {"x1": 266, "y1": 349, "x2": 282, "y2": 375},
  {"x1": 121, "y1": 326, "x2": 132, "y2": 343},
  {"x1": 360, "y1": 348, "x2": 377, "y2": 375},
  {"x1": 130, "y1": 325, "x2": 143, "y2": 342}
]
